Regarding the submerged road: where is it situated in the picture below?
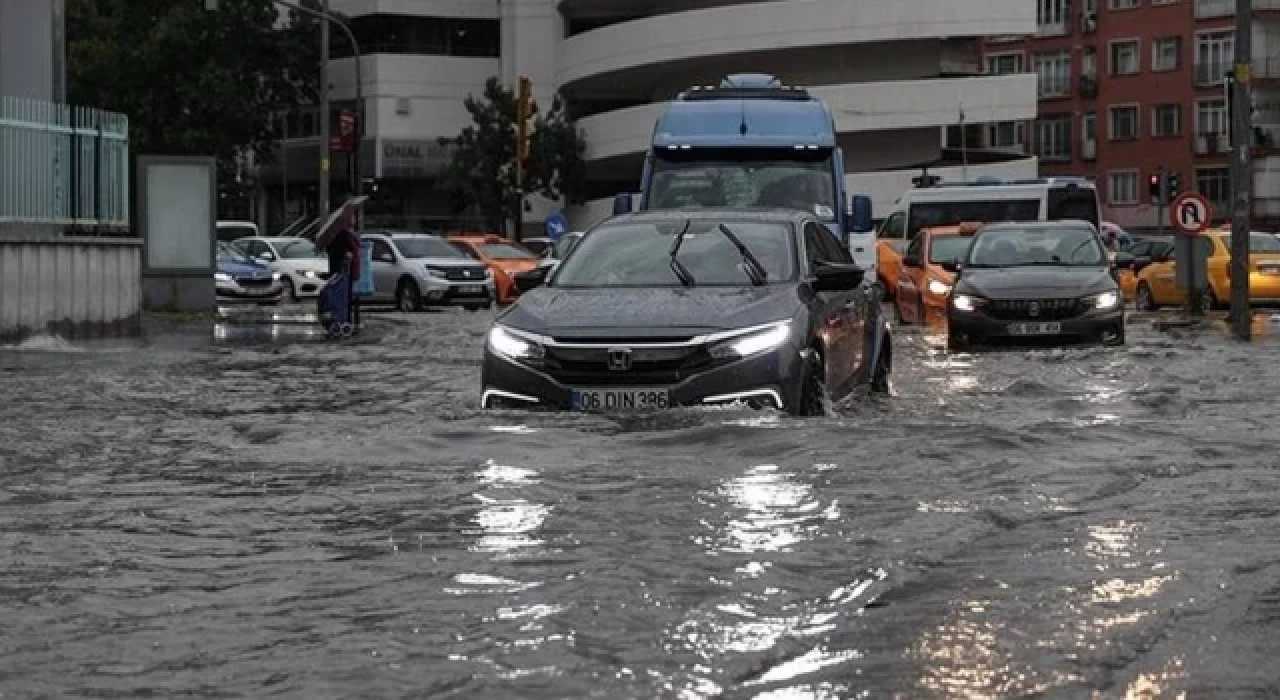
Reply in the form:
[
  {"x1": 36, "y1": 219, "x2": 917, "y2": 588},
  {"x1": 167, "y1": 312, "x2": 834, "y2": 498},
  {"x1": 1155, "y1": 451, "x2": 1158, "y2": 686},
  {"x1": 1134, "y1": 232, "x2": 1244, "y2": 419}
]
[{"x1": 1, "y1": 308, "x2": 1279, "y2": 698}]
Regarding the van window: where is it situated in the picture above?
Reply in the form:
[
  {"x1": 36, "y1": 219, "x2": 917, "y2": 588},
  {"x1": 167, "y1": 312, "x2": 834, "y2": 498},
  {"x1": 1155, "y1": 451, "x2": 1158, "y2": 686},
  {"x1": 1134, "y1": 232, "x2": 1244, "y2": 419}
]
[
  {"x1": 1047, "y1": 186, "x2": 1100, "y2": 229},
  {"x1": 907, "y1": 200, "x2": 1040, "y2": 238}
]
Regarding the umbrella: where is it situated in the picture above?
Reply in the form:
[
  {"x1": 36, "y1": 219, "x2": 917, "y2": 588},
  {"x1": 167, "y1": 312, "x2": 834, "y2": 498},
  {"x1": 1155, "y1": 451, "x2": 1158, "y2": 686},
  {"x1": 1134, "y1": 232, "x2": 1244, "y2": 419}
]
[{"x1": 315, "y1": 195, "x2": 369, "y2": 250}]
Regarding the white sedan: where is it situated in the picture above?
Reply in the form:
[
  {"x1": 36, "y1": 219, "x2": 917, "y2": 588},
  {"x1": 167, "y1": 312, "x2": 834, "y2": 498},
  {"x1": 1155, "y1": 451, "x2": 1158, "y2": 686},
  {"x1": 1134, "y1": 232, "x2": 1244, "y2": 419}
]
[{"x1": 232, "y1": 237, "x2": 330, "y2": 301}]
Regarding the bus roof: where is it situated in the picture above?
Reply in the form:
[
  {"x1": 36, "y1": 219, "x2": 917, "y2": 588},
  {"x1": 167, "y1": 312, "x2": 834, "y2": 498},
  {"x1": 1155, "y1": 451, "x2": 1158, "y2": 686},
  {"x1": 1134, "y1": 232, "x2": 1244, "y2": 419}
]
[{"x1": 922, "y1": 177, "x2": 1095, "y2": 189}]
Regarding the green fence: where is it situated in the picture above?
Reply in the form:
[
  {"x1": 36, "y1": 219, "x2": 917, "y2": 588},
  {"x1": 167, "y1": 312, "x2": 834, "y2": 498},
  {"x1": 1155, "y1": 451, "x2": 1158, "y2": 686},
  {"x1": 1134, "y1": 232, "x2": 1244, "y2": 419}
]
[{"x1": 0, "y1": 96, "x2": 130, "y2": 231}]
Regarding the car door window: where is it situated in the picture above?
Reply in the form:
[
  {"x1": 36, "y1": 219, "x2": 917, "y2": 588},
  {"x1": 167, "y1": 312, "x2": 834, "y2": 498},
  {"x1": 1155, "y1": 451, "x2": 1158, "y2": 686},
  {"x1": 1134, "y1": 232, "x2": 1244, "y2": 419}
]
[
  {"x1": 879, "y1": 212, "x2": 906, "y2": 240},
  {"x1": 803, "y1": 223, "x2": 836, "y2": 272},
  {"x1": 371, "y1": 240, "x2": 395, "y2": 263},
  {"x1": 904, "y1": 236, "x2": 923, "y2": 265}
]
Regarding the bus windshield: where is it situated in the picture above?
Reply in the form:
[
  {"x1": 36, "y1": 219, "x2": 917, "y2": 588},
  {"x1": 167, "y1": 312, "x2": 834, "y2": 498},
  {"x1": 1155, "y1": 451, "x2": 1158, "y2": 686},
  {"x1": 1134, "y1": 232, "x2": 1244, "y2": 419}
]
[
  {"x1": 907, "y1": 199, "x2": 1039, "y2": 238},
  {"x1": 648, "y1": 148, "x2": 837, "y2": 219}
]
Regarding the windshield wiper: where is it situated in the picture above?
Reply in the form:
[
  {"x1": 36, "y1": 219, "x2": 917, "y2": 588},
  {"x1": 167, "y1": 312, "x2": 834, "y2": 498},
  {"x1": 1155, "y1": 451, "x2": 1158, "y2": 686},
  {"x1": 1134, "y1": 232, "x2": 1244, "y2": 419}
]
[
  {"x1": 668, "y1": 220, "x2": 696, "y2": 287},
  {"x1": 716, "y1": 224, "x2": 767, "y2": 286}
]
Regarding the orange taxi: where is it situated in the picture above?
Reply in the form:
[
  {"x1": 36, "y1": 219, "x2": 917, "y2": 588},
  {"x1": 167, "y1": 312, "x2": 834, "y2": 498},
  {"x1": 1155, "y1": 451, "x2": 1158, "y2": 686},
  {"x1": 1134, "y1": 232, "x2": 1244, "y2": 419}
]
[
  {"x1": 1116, "y1": 238, "x2": 1174, "y2": 302},
  {"x1": 447, "y1": 234, "x2": 540, "y2": 304},
  {"x1": 893, "y1": 223, "x2": 981, "y2": 325},
  {"x1": 1133, "y1": 230, "x2": 1280, "y2": 310}
]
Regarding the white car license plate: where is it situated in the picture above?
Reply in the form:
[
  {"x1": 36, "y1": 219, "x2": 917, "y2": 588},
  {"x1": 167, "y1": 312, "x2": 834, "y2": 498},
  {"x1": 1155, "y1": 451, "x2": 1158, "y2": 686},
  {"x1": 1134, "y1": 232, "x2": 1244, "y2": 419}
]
[
  {"x1": 457, "y1": 285, "x2": 485, "y2": 295},
  {"x1": 1007, "y1": 322, "x2": 1061, "y2": 335},
  {"x1": 571, "y1": 388, "x2": 670, "y2": 411}
]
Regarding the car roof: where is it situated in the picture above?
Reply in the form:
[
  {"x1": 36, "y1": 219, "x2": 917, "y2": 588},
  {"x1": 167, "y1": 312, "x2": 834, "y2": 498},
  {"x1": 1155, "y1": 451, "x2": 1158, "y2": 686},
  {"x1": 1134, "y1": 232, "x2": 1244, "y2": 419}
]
[
  {"x1": 605, "y1": 208, "x2": 808, "y2": 227},
  {"x1": 978, "y1": 220, "x2": 1098, "y2": 234}
]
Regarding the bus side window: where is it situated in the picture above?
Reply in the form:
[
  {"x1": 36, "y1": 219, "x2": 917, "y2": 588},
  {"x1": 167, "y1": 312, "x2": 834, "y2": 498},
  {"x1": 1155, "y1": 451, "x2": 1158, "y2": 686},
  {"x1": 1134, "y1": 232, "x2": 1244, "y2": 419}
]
[{"x1": 879, "y1": 212, "x2": 906, "y2": 240}]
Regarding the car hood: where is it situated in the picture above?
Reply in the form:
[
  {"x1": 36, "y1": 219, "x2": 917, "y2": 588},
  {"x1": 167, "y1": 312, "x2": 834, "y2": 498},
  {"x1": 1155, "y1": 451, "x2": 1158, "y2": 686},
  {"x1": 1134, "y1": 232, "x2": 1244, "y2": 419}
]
[
  {"x1": 412, "y1": 256, "x2": 482, "y2": 267},
  {"x1": 956, "y1": 266, "x2": 1115, "y2": 299},
  {"x1": 218, "y1": 259, "x2": 272, "y2": 277},
  {"x1": 501, "y1": 286, "x2": 802, "y2": 338},
  {"x1": 491, "y1": 258, "x2": 540, "y2": 274}
]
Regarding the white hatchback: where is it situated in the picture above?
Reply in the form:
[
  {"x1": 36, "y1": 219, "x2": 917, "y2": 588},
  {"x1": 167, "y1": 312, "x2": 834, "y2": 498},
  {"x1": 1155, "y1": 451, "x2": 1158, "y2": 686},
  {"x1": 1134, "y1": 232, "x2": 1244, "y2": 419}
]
[{"x1": 232, "y1": 237, "x2": 330, "y2": 301}]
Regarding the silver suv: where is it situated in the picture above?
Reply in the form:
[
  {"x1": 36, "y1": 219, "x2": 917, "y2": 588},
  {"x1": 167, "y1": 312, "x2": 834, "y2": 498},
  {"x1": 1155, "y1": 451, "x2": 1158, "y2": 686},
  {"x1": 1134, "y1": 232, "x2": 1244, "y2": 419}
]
[{"x1": 361, "y1": 232, "x2": 495, "y2": 312}]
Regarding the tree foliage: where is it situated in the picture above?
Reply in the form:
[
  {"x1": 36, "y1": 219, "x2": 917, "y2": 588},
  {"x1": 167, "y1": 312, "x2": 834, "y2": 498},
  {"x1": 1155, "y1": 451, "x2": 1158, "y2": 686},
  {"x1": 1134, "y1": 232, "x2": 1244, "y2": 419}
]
[
  {"x1": 439, "y1": 77, "x2": 588, "y2": 233},
  {"x1": 66, "y1": 0, "x2": 323, "y2": 177}
]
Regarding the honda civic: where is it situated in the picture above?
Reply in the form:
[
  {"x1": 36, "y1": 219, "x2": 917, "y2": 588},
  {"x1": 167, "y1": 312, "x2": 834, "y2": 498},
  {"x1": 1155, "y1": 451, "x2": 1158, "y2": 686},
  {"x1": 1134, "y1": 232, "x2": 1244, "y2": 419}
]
[{"x1": 480, "y1": 209, "x2": 892, "y2": 415}]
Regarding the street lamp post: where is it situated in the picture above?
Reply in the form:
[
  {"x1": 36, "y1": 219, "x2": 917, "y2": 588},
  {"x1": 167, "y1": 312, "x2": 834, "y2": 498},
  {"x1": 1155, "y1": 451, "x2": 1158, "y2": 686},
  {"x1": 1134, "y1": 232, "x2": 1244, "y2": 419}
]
[{"x1": 204, "y1": 0, "x2": 363, "y2": 217}]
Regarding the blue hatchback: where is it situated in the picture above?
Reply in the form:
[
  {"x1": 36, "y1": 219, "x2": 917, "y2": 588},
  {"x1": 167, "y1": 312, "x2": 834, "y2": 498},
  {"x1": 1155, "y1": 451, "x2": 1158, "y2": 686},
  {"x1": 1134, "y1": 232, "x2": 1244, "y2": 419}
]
[{"x1": 215, "y1": 242, "x2": 284, "y2": 304}]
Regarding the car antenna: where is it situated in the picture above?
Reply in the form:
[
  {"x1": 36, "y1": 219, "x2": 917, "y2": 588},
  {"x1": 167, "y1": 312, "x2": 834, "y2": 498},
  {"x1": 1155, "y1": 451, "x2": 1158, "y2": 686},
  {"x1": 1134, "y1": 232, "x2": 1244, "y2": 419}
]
[{"x1": 668, "y1": 219, "x2": 696, "y2": 287}]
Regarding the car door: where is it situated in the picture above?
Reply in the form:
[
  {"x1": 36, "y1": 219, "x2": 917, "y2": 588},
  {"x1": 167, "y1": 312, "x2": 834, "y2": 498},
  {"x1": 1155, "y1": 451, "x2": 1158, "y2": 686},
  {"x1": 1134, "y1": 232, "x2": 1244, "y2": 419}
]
[
  {"x1": 896, "y1": 234, "x2": 926, "y2": 321},
  {"x1": 877, "y1": 211, "x2": 907, "y2": 290},
  {"x1": 805, "y1": 221, "x2": 861, "y2": 390},
  {"x1": 369, "y1": 239, "x2": 399, "y2": 301}
]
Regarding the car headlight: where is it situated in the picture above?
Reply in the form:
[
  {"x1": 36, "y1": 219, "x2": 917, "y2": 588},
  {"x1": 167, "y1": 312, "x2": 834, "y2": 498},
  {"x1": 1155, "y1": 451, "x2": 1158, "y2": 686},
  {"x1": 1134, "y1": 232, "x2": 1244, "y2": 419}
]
[
  {"x1": 272, "y1": 272, "x2": 282, "y2": 281},
  {"x1": 215, "y1": 272, "x2": 232, "y2": 282},
  {"x1": 709, "y1": 321, "x2": 791, "y2": 359},
  {"x1": 927, "y1": 278, "x2": 951, "y2": 296},
  {"x1": 426, "y1": 266, "x2": 449, "y2": 278},
  {"x1": 952, "y1": 294, "x2": 979, "y2": 311},
  {"x1": 487, "y1": 325, "x2": 545, "y2": 361},
  {"x1": 1091, "y1": 291, "x2": 1120, "y2": 310}
]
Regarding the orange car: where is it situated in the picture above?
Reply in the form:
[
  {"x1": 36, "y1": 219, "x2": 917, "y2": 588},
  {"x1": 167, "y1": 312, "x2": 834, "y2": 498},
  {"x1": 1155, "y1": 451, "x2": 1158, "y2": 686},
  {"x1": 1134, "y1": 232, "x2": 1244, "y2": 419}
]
[
  {"x1": 893, "y1": 223, "x2": 981, "y2": 325},
  {"x1": 447, "y1": 234, "x2": 540, "y2": 304}
]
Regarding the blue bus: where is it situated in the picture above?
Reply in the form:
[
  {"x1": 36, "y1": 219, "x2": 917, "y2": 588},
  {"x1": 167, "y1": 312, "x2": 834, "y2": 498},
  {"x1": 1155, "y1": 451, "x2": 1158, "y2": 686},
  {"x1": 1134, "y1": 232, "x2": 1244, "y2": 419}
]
[{"x1": 613, "y1": 74, "x2": 876, "y2": 276}]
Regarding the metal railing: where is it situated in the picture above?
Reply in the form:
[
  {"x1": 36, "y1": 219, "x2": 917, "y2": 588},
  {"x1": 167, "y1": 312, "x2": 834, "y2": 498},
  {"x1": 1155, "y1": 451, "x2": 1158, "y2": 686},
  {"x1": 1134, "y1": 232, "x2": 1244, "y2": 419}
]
[
  {"x1": 0, "y1": 96, "x2": 130, "y2": 231},
  {"x1": 1194, "y1": 60, "x2": 1231, "y2": 86}
]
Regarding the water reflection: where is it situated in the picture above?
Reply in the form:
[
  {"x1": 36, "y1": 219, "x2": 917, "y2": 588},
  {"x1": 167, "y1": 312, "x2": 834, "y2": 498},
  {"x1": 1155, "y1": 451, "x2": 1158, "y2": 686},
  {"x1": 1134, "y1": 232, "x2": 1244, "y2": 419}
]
[
  {"x1": 466, "y1": 461, "x2": 548, "y2": 555},
  {"x1": 714, "y1": 465, "x2": 839, "y2": 555}
]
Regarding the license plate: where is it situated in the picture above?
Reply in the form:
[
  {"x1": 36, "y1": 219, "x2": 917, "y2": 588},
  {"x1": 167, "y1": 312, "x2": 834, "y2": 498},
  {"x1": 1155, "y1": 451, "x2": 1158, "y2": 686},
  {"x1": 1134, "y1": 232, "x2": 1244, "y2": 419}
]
[
  {"x1": 1007, "y1": 322, "x2": 1061, "y2": 335},
  {"x1": 571, "y1": 388, "x2": 670, "y2": 412},
  {"x1": 456, "y1": 285, "x2": 485, "y2": 295}
]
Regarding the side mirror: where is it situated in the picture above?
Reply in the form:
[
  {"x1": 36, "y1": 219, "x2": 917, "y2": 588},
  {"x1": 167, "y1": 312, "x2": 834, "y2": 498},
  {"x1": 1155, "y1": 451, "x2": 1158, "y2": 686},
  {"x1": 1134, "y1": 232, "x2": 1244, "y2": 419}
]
[
  {"x1": 939, "y1": 260, "x2": 959, "y2": 273},
  {"x1": 901, "y1": 254, "x2": 920, "y2": 268},
  {"x1": 613, "y1": 193, "x2": 633, "y2": 216},
  {"x1": 1112, "y1": 251, "x2": 1135, "y2": 269},
  {"x1": 812, "y1": 262, "x2": 865, "y2": 291},
  {"x1": 513, "y1": 267, "x2": 548, "y2": 293},
  {"x1": 849, "y1": 194, "x2": 873, "y2": 233}
]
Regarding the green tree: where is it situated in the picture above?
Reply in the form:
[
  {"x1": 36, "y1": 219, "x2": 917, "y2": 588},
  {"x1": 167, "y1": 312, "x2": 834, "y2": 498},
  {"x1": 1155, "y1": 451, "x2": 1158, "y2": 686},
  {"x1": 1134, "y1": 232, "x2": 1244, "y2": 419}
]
[
  {"x1": 439, "y1": 77, "x2": 588, "y2": 234},
  {"x1": 66, "y1": 0, "x2": 324, "y2": 177}
]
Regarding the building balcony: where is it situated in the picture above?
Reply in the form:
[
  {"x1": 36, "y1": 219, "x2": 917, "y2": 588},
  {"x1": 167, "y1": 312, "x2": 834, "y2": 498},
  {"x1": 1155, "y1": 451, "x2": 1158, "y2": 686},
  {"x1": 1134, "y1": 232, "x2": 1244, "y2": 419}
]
[
  {"x1": 1036, "y1": 20, "x2": 1070, "y2": 37},
  {"x1": 1194, "y1": 131, "x2": 1231, "y2": 155},
  {"x1": 1038, "y1": 79, "x2": 1071, "y2": 100},
  {"x1": 1196, "y1": 0, "x2": 1280, "y2": 16}
]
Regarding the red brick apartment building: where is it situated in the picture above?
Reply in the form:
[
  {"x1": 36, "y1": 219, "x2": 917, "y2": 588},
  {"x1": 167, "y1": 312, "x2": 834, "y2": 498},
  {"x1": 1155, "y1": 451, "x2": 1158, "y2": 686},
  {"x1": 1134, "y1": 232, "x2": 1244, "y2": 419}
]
[{"x1": 981, "y1": 0, "x2": 1280, "y2": 231}]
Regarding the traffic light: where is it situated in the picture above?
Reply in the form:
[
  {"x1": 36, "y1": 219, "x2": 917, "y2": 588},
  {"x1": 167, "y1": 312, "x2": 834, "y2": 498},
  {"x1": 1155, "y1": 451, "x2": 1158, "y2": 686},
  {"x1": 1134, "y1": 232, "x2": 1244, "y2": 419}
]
[
  {"x1": 1167, "y1": 171, "x2": 1181, "y2": 199},
  {"x1": 516, "y1": 76, "x2": 533, "y2": 163},
  {"x1": 1149, "y1": 172, "x2": 1162, "y2": 201}
]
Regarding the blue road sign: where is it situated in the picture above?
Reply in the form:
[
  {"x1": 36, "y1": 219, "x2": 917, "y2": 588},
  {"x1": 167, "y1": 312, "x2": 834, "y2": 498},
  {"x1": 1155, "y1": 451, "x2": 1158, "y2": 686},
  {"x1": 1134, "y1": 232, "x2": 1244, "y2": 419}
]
[{"x1": 546, "y1": 211, "x2": 567, "y2": 240}]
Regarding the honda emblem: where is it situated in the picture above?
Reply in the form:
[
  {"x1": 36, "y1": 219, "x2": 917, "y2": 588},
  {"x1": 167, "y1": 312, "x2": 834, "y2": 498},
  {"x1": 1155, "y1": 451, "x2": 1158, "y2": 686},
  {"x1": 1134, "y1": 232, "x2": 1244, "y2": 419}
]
[{"x1": 606, "y1": 348, "x2": 632, "y2": 371}]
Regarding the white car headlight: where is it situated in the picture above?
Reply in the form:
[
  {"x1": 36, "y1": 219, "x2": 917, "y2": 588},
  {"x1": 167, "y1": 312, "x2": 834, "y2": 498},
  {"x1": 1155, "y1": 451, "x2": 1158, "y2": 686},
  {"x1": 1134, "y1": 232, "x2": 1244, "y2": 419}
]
[
  {"x1": 710, "y1": 322, "x2": 791, "y2": 359},
  {"x1": 952, "y1": 294, "x2": 978, "y2": 312},
  {"x1": 1092, "y1": 291, "x2": 1120, "y2": 310},
  {"x1": 215, "y1": 272, "x2": 232, "y2": 282},
  {"x1": 487, "y1": 325, "x2": 545, "y2": 360},
  {"x1": 272, "y1": 272, "x2": 282, "y2": 281},
  {"x1": 927, "y1": 278, "x2": 951, "y2": 296}
]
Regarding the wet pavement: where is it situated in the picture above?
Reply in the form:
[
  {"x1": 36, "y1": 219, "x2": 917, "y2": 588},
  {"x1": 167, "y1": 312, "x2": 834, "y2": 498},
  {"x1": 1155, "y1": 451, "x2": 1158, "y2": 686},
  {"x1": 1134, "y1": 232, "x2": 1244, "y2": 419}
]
[{"x1": 2, "y1": 306, "x2": 1280, "y2": 698}]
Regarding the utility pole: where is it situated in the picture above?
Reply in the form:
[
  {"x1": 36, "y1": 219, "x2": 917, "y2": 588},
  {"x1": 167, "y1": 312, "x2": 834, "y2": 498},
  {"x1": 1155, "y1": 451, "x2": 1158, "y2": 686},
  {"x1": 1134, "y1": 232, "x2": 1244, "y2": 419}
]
[
  {"x1": 514, "y1": 76, "x2": 533, "y2": 240},
  {"x1": 1229, "y1": 0, "x2": 1253, "y2": 339},
  {"x1": 317, "y1": 0, "x2": 331, "y2": 218},
  {"x1": 1154, "y1": 166, "x2": 1165, "y2": 240}
]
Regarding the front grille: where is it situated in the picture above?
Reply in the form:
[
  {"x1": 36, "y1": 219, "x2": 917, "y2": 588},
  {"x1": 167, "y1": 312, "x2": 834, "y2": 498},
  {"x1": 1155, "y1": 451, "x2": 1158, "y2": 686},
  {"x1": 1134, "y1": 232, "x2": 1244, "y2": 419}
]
[
  {"x1": 443, "y1": 266, "x2": 488, "y2": 281},
  {"x1": 236, "y1": 276, "x2": 273, "y2": 288},
  {"x1": 985, "y1": 298, "x2": 1084, "y2": 321},
  {"x1": 543, "y1": 345, "x2": 714, "y2": 386}
]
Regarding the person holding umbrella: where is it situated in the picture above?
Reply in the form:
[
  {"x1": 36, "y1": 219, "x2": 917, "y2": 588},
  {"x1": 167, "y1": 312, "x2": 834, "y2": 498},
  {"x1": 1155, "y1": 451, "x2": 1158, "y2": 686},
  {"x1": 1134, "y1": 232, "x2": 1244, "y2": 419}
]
[{"x1": 315, "y1": 196, "x2": 368, "y2": 336}]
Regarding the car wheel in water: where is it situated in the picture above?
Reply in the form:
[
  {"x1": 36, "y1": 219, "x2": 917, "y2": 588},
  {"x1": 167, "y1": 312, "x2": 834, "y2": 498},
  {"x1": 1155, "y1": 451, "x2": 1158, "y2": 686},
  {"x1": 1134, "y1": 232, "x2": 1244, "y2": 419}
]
[
  {"x1": 870, "y1": 336, "x2": 891, "y2": 394},
  {"x1": 396, "y1": 278, "x2": 421, "y2": 312},
  {"x1": 1136, "y1": 282, "x2": 1157, "y2": 311},
  {"x1": 795, "y1": 348, "x2": 827, "y2": 417}
]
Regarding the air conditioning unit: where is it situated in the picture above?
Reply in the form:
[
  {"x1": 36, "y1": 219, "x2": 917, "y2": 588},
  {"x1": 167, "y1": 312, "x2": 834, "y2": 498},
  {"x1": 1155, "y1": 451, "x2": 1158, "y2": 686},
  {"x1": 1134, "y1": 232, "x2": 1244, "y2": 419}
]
[{"x1": 1080, "y1": 12, "x2": 1097, "y2": 34}]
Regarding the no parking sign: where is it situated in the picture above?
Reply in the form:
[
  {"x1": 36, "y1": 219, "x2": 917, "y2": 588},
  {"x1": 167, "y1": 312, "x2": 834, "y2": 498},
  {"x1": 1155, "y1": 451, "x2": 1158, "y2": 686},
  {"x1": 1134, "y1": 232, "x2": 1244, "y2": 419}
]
[{"x1": 1171, "y1": 191, "x2": 1212, "y2": 236}]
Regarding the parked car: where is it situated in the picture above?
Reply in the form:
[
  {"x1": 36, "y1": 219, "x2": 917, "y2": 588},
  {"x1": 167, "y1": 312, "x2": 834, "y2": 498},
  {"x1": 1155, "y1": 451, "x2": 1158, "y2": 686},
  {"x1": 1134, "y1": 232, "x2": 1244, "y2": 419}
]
[
  {"x1": 447, "y1": 234, "x2": 541, "y2": 304},
  {"x1": 361, "y1": 231, "x2": 495, "y2": 312},
  {"x1": 480, "y1": 209, "x2": 892, "y2": 415},
  {"x1": 230, "y1": 236, "x2": 329, "y2": 301},
  {"x1": 536, "y1": 231, "x2": 585, "y2": 273},
  {"x1": 946, "y1": 221, "x2": 1128, "y2": 350},
  {"x1": 518, "y1": 236, "x2": 555, "y2": 257},
  {"x1": 1132, "y1": 230, "x2": 1280, "y2": 310},
  {"x1": 215, "y1": 242, "x2": 284, "y2": 304}
]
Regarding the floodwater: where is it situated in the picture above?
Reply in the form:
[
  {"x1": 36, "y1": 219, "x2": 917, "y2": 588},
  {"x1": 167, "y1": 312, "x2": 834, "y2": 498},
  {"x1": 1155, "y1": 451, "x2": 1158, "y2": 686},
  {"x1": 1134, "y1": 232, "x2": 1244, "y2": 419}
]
[{"x1": 2, "y1": 308, "x2": 1280, "y2": 698}]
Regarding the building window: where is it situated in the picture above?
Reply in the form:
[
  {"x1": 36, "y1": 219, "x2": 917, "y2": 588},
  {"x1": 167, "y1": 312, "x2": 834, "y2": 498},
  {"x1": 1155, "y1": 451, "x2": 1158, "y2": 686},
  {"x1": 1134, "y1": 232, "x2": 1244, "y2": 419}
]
[
  {"x1": 1109, "y1": 105, "x2": 1140, "y2": 140},
  {"x1": 987, "y1": 121, "x2": 1026, "y2": 150},
  {"x1": 1152, "y1": 37, "x2": 1180, "y2": 72},
  {"x1": 1196, "y1": 167, "x2": 1231, "y2": 208},
  {"x1": 1082, "y1": 47, "x2": 1097, "y2": 78},
  {"x1": 336, "y1": 14, "x2": 502, "y2": 58},
  {"x1": 1195, "y1": 0, "x2": 1234, "y2": 18},
  {"x1": 986, "y1": 53, "x2": 1025, "y2": 75},
  {"x1": 1110, "y1": 40, "x2": 1141, "y2": 75},
  {"x1": 1082, "y1": 112, "x2": 1098, "y2": 159},
  {"x1": 1109, "y1": 171, "x2": 1139, "y2": 205},
  {"x1": 1153, "y1": 104, "x2": 1181, "y2": 136},
  {"x1": 1196, "y1": 98, "x2": 1229, "y2": 136},
  {"x1": 1110, "y1": 0, "x2": 1139, "y2": 9},
  {"x1": 1195, "y1": 31, "x2": 1234, "y2": 86},
  {"x1": 1035, "y1": 51, "x2": 1072, "y2": 97},
  {"x1": 1035, "y1": 115, "x2": 1073, "y2": 161},
  {"x1": 1037, "y1": 0, "x2": 1071, "y2": 34}
]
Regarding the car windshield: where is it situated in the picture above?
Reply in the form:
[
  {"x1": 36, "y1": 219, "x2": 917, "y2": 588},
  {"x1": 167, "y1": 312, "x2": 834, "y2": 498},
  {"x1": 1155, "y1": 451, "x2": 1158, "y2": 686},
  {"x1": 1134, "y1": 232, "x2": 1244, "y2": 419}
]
[
  {"x1": 649, "y1": 149, "x2": 837, "y2": 219},
  {"x1": 553, "y1": 220, "x2": 796, "y2": 288},
  {"x1": 907, "y1": 199, "x2": 1040, "y2": 238},
  {"x1": 480, "y1": 243, "x2": 535, "y2": 260},
  {"x1": 553, "y1": 234, "x2": 582, "y2": 259},
  {"x1": 967, "y1": 226, "x2": 1106, "y2": 267},
  {"x1": 276, "y1": 240, "x2": 320, "y2": 259},
  {"x1": 393, "y1": 237, "x2": 464, "y2": 259},
  {"x1": 929, "y1": 235, "x2": 973, "y2": 264},
  {"x1": 216, "y1": 243, "x2": 247, "y2": 262}
]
